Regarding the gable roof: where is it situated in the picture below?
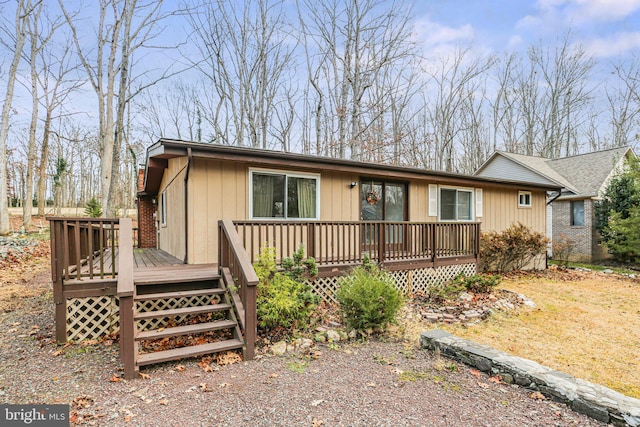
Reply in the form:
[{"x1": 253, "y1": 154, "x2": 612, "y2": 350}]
[
  {"x1": 140, "y1": 138, "x2": 562, "y2": 195},
  {"x1": 475, "y1": 146, "x2": 634, "y2": 200}
]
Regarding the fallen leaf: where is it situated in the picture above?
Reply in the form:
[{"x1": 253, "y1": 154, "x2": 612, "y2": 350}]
[
  {"x1": 173, "y1": 365, "x2": 186, "y2": 372},
  {"x1": 202, "y1": 365, "x2": 217, "y2": 373},
  {"x1": 124, "y1": 415, "x2": 132, "y2": 422},
  {"x1": 529, "y1": 391, "x2": 546, "y2": 401},
  {"x1": 138, "y1": 373, "x2": 151, "y2": 380},
  {"x1": 109, "y1": 375, "x2": 123, "y2": 382},
  {"x1": 52, "y1": 349, "x2": 64, "y2": 357},
  {"x1": 469, "y1": 369, "x2": 481, "y2": 377},
  {"x1": 199, "y1": 383, "x2": 208, "y2": 392},
  {"x1": 218, "y1": 383, "x2": 231, "y2": 388},
  {"x1": 72, "y1": 396, "x2": 95, "y2": 409},
  {"x1": 488, "y1": 375, "x2": 502, "y2": 384},
  {"x1": 217, "y1": 351, "x2": 242, "y2": 366},
  {"x1": 477, "y1": 382, "x2": 489, "y2": 389},
  {"x1": 269, "y1": 373, "x2": 279, "y2": 378},
  {"x1": 158, "y1": 399, "x2": 169, "y2": 405},
  {"x1": 312, "y1": 419, "x2": 323, "y2": 427},
  {"x1": 311, "y1": 399, "x2": 325, "y2": 407}
]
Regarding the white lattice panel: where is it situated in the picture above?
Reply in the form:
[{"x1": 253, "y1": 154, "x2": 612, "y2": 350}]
[
  {"x1": 66, "y1": 296, "x2": 119, "y2": 342},
  {"x1": 135, "y1": 295, "x2": 220, "y2": 331},
  {"x1": 308, "y1": 276, "x2": 342, "y2": 304},
  {"x1": 309, "y1": 263, "x2": 477, "y2": 302}
]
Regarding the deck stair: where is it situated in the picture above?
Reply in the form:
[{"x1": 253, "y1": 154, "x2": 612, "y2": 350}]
[{"x1": 131, "y1": 271, "x2": 244, "y2": 371}]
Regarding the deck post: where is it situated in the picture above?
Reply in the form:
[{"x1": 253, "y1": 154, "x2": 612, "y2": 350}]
[
  {"x1": 50, "y1": 220, "x2": 67, "y2": 343},
  {"x1": 117, "y1": 218, "x2": 137, "y2": 379},
  {"x1": 377, "y1": 223, "x2": 386, "y2": 265},
  {"x1": 432, "y1": 224, "x2": 438, "y2": 267},
  {"x1": 307, "y1": 222, "x2": 316, "y2": 260}
]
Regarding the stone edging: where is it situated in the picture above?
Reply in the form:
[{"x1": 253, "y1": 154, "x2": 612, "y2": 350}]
[{"x1": 420, "y1": 329, "x2": 640, "y2": 427}]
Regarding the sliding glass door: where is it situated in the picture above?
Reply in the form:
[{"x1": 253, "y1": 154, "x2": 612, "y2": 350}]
[{"x1": 360, "y1": 180, "x2": 407, "y2": 247}]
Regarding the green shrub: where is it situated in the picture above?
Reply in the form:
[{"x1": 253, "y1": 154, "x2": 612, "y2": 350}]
[
  {"x1": 254, "y1": 247, "x2": 319, "y2": 330},
  {"x1": 336, "y1": 265, "x2": 403, "y2": 331},
  {"x1": 84, "y1": 197, "x2": 103, "y2": 218},
  {"x1": 281, "y1": 244, "x2": 318, "y2": 280},
  {"x1": 480, "y1": 222, "x2": 547, "y2": 272}
]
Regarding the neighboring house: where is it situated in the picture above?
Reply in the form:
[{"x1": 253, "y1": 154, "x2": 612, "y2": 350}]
[
  {"x1": 138, "y1": 138, "x2": 559, "y2": 274},
  {"x1": 475, "y1": 146, "x2": 635, "y2": 262}
]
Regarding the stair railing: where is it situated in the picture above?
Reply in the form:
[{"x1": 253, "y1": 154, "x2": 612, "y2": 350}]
[
  {"x1": 219, "y1": 219, "x2": 259, "y2": 360},
  {"x1": 117, "y1": 218, "x2": 137, "y2": 379}
]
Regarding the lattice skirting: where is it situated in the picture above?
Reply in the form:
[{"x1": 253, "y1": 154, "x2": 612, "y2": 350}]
[
  {"x1": 65, "y1": 294, "x2": 221, "y2": 341},
  {"x1": 135, "y1": 294, "x2": 220, "y2": 331},
  {"x1": 308, "y1": 263, "x2": 477, "y2": 303},
  {"x1": 66, "y1": 296, "x2": 119, "y2": 342}
]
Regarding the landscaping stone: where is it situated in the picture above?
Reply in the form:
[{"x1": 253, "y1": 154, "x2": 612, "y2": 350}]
[
  {"x1": 603, "y1": 269, "x2": 614, "y2": 274},
  {"x1": 270, "y1": 341, "x2": 289, "y2": 355},
  {"x1": 326, "y1": 330, "x2": 341, "y2": 342},
  {"x1": 421, "y1": 329, "x2": 640, "y2": 427},
  {"x1": 293, "y1": 338, "x2": 313, "y2": 350},
  {"x1": 314, "y1": 333, "x2": 326, "y2": 343}
]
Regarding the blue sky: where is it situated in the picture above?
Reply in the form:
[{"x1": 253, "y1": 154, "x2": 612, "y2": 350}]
[{"x1": 412, "y1": 0, "x2": 640, "y2": 60}]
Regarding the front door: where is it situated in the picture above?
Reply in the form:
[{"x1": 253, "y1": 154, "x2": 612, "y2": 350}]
[{"x1": 360, "y1": 180, "x2": 407, "y2": 248}]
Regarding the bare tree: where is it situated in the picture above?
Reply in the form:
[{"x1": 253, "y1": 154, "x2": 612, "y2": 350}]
[
  {"x1": 0, "y1": 0, "x2": 34, "y2": 234},
  {"x1": 528, "y1": 34, "x2": 595, "y2": 158},
  {"x1": 188, "y1": 0, "x2": 296, "y2": 150},
  {"x1": 60, "y1": 0, "x2": 185, "y2": 215},
  {"x1": 606, "y1": 57, "x2": 640, "y2": 148},
  {"x1": 297, "y1": 0, "x2": 417, "y2": 160},
  {"x1": 425, "y1": 47, "x2": 496, "y2": 171}
]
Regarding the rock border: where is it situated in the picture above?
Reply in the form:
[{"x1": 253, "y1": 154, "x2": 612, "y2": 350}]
[{"x1": 420, "y1": 329, "x2": 640, "y2": 427}]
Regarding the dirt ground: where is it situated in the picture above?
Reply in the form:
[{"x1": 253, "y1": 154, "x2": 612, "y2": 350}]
[{"x1": 0, "y1": 236, "x2": 604, "y2": 426}]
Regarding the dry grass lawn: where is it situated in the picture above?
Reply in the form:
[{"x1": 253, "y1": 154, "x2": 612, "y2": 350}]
[{"x1": 437, "y1": 270, "x2": 640, "y2": 399}]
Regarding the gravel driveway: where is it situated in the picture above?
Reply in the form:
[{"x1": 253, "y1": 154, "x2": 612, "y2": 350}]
[{"x1": 0, "y1": 277, "x2": 604, "y2": 426}]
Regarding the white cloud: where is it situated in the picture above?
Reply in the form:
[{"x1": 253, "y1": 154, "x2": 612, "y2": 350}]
[
  {"x1": 521, "y1": 0, "x2": 640, "y2": 26},
  {"x1": 582, "y1": 31, "x2": 640, "y2": 57},
  {"x1": 567, "y1": 0, "x2": 640, "y2": 23},
  {"x1": 412, "y1": 17, "x2": 477, "y2": 58}
]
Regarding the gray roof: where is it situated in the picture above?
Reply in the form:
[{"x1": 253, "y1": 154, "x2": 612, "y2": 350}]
[
  {"x1": 547, "y1": 147, "x2": 632, "y2": 198},
  {"x1": 475, "y1": 146, "x2": 634, "y2": 199}
]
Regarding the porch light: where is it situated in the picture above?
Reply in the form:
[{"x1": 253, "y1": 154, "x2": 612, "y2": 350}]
[{"x1": 350, "y1": 182, "x2": 358, "y2": 188}]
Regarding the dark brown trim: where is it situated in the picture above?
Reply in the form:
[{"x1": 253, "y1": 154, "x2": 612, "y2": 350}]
[
  {"x1": 183, "y1": 147, "x2": 192, "y2": 264},
  {"x1": 140, "y1": 139, "x2": 562, "y2": 194}
]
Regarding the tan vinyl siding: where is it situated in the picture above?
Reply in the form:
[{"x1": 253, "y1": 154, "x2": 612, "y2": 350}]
[
  {"x1": 482, "y1": 188, "x2": 546, "y2": 234},
  {"x1": 187, "y1": 158, "x2": 248, "y2": 264},
  {"x1": 157, "y1": 157, "x2": 187, "y2": 260},
  {"x1": 165, "y1": 156, "x2": 548, "y2": 265}
]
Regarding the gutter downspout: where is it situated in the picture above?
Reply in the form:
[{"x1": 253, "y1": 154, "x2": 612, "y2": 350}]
[
  {"x1": 184, "y1": 147, "x2": 192, "y2": 264},
  {"x1": 545, "y1": 190, "x2": 562, "y2": 269}
]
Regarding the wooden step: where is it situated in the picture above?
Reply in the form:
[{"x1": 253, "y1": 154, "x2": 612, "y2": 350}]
[
  {"x1": 136, "y1": 319, "x2": 237, "y2": 341},
  {"x1": 134, "y1": 303, "x2": 232, "y2": 321},
  {"x1": 135, "y1": 288, "x2": 225, "y2": 301},
  {"x1": 137, "y1": 338, "x2": 244, "y2": 366}
]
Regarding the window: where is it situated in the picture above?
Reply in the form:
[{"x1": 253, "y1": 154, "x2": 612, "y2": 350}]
[
  {"x1": 250, "y1": 170, "x2": 319, "y2": 219},
  {"x1": 439, "y1": 188, "x2": 473, "y2": 221},
  {"x1": 160, "y1": 190, "x2": 167, "y2": 226},
  {"x1": 571, "y1": 200, "x2": 584, "y2": 226},
  {"x1": 518, "y1": 191, "x2": 532, "y2": 207}
]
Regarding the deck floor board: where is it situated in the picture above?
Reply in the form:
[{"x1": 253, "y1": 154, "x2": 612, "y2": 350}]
[{"x1": 70, "y1": 248, "x2": 217, "y2": 285}]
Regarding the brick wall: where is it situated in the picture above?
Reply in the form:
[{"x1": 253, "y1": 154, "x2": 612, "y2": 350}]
[
  {"x1": 552, "y1": 199, "x2": 593, "y2": 262},
  {"x1": 137, "y1": 195, "x2": 157, "y2": 248}
]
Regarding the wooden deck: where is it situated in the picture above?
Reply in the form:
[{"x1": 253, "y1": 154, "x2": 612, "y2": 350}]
[{"x1": 71, "y1": 248, "x2": 218, "y2": 285}]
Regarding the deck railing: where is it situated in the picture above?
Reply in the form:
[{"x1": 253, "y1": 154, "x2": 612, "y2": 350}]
[
  {"x1": 48, "y1": 217, "x2": 121, "y2": 282},
  {"x1": 219, "y1": 219, "x2": 259, "y2": 360},
  {"x1": 232, "y1": 221, "x2": 480, "y2": 270}
]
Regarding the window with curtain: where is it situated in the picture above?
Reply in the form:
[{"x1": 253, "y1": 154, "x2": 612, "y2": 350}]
[
  {"x1": 439, "y1": 188, "x2": 473, "y2": 221},
  {"x1": 571, "y1": 200, "x2": 585, "y2": 226},
  {"x1": 251, "y1": 171, "x2": 318, "y2": 219}
]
